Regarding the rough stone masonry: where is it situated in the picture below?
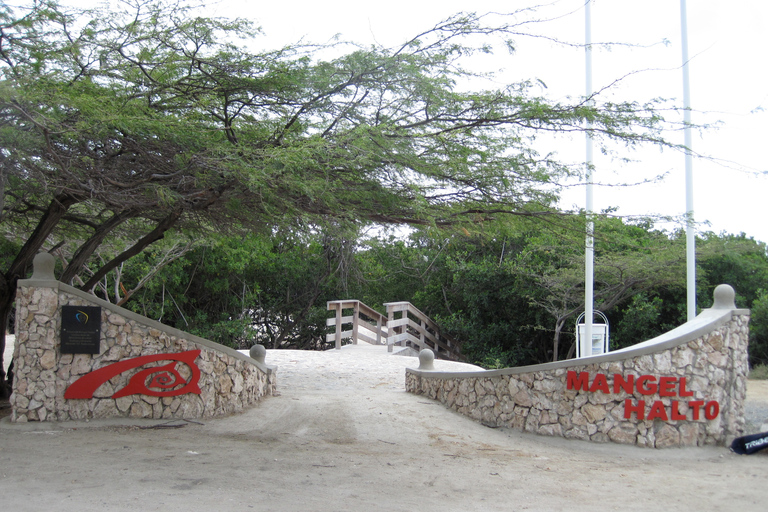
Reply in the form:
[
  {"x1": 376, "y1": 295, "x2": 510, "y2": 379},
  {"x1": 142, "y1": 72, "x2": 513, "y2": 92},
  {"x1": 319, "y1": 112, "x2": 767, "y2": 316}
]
[
  {"x1": 10, "y1": 253, "x2": 275, "y2": 422},
  {"x1": 407, "y1": 285, "x2": 749, "y2": 448}
]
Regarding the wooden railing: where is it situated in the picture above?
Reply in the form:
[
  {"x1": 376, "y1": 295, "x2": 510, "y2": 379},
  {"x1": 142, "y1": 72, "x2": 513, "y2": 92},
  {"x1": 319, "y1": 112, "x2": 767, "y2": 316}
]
[
  {"x1": 383, "y1": 301, "x2": 461, "y2": 361},
  {"x1": 326, "y1": 300, "x2": 388, "y2": 349},
  {"x1": 326, "y1": 299, "x2": 462, "y2": 361}
]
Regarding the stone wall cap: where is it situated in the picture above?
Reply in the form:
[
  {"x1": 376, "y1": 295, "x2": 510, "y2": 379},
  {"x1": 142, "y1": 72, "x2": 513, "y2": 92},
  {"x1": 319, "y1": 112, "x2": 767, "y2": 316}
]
[{"x1": 30, "y1": 252, "x2": 56, "y2": 280}]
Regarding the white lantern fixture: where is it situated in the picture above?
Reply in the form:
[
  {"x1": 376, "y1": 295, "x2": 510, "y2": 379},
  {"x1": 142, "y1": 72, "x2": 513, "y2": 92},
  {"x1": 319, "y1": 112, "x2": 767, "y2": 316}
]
[{"x1": 576, "y1": 310, "x2": 610, "y2": 358}]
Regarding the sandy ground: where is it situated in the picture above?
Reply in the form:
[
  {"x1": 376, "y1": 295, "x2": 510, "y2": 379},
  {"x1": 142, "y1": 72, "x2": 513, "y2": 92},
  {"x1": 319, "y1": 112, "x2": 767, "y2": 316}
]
[{"x1": 1, "y1": 341, "x2": 768, "y2": 511}]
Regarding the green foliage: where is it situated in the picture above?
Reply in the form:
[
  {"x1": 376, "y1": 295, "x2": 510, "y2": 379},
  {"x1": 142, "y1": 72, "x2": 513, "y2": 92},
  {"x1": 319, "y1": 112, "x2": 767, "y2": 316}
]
[
  {"x1": 466, "y1": 344, "x2": 526, "y2": 370},
  {"x1": 352, "y1": 219, "x2": 768, "y2": 368},
  {"x1": 108, "y1": 216, "x2": 768, "y2": 367},
  {"x1": 121, "y1": 228, "x2": 346, "y2": 349},
  {"x1": 748, "y1": 289, "x2": 768, "y2": 367},
  {"x1": 696, "y1": 234, "x2": 768, "y2": 367},
  {"x1": 697, "y1": 233, "x2": 768, "y2": 305},
  {"x1": 749, "y1": 365, "x2": 768, "y2": 380},
  {"x1": 0, "y1": 238, "x2": 20, "y2": 275},
  {"x1": 1, "y1": 0, "x2": 739, "y2": 384},
  {"x1": 0, "y1": 0, "x2": 682, "y2": 278},
  {"x1": 612, "y1": 294, "x2": 665, "y2": 349}
]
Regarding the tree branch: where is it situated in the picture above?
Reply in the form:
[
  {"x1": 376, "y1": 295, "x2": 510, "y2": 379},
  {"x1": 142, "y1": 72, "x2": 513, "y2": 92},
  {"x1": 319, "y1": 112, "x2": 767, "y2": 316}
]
[
  {"x1": 81, "y1": 207, "x2": 183, "y2": 292},
  {"x1": 6, "y1": 192, "x2": 80, "y2": 278},
  {"x1": 60, "y1": 208, "x2": 140, "y2": 284}
]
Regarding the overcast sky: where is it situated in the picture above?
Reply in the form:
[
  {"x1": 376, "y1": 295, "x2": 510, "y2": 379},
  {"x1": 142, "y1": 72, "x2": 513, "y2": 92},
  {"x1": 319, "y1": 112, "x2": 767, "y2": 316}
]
[{"x1": 62, "y1": 0, "x2": 768, "y2": 242}]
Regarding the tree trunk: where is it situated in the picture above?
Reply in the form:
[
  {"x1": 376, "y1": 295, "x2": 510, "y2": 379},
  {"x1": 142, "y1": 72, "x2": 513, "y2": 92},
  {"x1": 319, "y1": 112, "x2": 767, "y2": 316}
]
[
  {"x1": 552, "y1": 317, "x2": 565, "y2": 362},
  {"x1": 6, "y1": 193, "x2": 79, "y2": 278}
]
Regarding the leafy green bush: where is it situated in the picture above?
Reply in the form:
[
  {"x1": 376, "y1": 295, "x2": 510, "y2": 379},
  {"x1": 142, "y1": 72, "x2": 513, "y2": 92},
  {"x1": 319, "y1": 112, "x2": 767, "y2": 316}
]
[{"x1": 749, "y1": 364, "x2": 768, "y2": 380}]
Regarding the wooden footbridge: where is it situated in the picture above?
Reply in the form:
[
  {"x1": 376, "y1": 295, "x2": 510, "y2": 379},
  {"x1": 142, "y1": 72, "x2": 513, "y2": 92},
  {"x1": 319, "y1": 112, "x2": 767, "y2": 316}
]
[{"x1": 326, "y1": 300, "x2": 463, "y2": 361}]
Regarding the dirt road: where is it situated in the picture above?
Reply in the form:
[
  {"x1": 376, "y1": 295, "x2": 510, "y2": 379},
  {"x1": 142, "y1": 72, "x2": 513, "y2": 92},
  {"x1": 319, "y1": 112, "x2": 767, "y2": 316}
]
[{"x1": 1, "y1": 344, "x2": 767, "y2": 511}]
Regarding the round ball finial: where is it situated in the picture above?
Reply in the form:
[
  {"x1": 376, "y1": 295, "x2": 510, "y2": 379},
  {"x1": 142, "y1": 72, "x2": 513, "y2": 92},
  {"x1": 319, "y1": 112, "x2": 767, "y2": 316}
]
[
  {"x1": 418, "y1": 348, "x2": 435, "y2": 371},
  {"x1": 712, "y1": 284, "x2": 736, "y2": 310},
  {"x1": 31, "y1": 252, "x2": 56, "y2": 280},
  {"x1": 249, "y1": 344, "x2": 267, "y2": 364}
]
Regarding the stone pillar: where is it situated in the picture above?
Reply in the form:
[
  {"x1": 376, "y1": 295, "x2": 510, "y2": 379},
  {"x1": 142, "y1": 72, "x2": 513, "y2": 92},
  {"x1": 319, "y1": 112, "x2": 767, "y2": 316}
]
[{"x1": 11, "y1": 254, "x2": 63, "y2": 422}]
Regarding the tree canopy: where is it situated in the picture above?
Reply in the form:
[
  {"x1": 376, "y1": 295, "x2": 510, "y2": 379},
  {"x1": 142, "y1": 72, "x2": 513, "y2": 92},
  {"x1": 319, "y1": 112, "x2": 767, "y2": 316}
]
[
  {"x1": 0, "y1": 0, "x2": 682, "y2": 396},
  {"x1": 104, "y1": 218, "x2": 768, "y2": 371}
]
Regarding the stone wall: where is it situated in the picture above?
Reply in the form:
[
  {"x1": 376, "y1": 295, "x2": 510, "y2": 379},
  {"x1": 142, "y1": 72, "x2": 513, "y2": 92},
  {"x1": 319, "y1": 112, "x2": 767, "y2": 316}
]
[
  {"x1": 406, "y1": 285, "x2": 749, "y2": 448},
  {"x1": 10, "y1": 253, "x2": 276, "y2": 422}
]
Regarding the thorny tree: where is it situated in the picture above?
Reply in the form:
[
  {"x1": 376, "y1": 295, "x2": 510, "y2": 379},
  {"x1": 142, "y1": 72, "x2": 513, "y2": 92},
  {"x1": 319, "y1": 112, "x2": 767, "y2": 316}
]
[
  {"x1": 513, "y1": 218, "x2": 687, "y2": 361},
  {"x1": 0, "y1": 0, "x2": 679, "y2": 396}
]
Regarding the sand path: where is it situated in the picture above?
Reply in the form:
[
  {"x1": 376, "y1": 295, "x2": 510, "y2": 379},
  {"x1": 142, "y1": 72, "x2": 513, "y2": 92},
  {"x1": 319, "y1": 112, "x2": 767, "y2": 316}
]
[{"x1": 1, "y1": 342, "x2": 767, "y2": 511}]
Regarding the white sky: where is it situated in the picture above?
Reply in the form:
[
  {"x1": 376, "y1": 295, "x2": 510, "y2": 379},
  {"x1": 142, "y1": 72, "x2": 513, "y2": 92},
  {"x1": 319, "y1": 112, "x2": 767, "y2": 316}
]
[{"x1": 62, "y1": 0, "x2": 768, "y2": 242}]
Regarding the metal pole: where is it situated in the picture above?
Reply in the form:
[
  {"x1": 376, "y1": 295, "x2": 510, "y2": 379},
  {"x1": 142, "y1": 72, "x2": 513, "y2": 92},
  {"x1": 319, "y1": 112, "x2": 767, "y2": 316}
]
[
  {"x1": 583, "y1": 0, "x2": 594, "y2": 358},
  {"x1": 681, "y1": 0, "x2": 696, "y2": 321}
]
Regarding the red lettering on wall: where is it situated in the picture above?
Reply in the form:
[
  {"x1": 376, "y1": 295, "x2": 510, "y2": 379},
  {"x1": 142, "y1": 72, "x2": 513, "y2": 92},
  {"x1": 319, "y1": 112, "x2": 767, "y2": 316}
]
[
  {"x1": 679, "y1": 377, "x2": 694, "y2": 397},
  {"x1": 658, "y1": 376, "x2": 677, "y2": 397},
  {"x1": 705, "y1": 401, "x2": 720, "y2": 420},
  {"x1": 689, "y1": 401, "x2": 705, "y2": 420},
  {"x1": 613, "y1": 374, "x2": 634, "y2": 394},
  {"x1": 671, "y1": 401, "x2": 686, "y2": 420},
  {"x1": 566, "y1": 371, "x2": 590, "y2": 391},
  {"x1": 647, "y1": 400, "x2": 669, "y2": 421},
  {"x1": 624, "y1": 399, "x2": 645, "y2": 420},
  {"x1": 589, "y1": 373, "x2": 610, "y2": 394},
  {"x1": 636, "y1": 375, "x2": 658, "y2": 395},
  {"x1": 566, "y1": 372, "x2": 721, "y2": 424},
  {"x1": 623, "y1": 399, "x2": 720, "y2": 422}
]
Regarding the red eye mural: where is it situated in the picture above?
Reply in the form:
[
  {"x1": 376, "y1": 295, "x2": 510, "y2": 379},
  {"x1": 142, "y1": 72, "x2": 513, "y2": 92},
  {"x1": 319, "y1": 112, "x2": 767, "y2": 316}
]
[{"x1": 64, "y1": 350, "x2": 202, "y2": 400}]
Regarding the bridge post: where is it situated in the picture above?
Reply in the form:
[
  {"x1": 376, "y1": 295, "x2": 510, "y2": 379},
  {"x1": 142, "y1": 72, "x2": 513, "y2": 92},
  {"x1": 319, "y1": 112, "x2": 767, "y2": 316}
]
[
  {"x1": 417, "y1": 316, "x2": 425, "y2": 353},
  {"x1": 352, "y1": 301, "x2": 360, "y2": 345},
  {"x1": 375, "y1": 316, "x2": 383, "y2": 345},
  {"x1": 334, "y1": 303, "x2": 342, "y2": 350}
]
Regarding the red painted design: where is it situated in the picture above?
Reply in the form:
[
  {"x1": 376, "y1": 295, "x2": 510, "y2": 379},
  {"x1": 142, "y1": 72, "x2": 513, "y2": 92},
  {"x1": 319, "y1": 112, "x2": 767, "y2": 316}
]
[{"x1": 64, "y1": 350, "x2": 202, "y2": 399}]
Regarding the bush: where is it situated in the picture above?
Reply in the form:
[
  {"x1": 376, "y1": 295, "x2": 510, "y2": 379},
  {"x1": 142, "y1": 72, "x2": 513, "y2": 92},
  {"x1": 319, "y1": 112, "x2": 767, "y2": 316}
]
[{"x1": 749, "y1": 364, "x2": 768, "y2": 380}]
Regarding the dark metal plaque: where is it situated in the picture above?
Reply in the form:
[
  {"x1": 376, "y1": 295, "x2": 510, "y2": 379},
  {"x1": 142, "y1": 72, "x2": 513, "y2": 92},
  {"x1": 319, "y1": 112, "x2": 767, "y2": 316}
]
[{"x1": 61, "y1": 306, "x2": 102, "y2": 354}]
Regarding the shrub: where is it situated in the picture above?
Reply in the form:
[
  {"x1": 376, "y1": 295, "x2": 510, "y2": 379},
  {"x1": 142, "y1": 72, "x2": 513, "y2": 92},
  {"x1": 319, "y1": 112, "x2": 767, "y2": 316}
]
[{"x1": 749, "y1": 364, "x2": 768, "y2": 380}]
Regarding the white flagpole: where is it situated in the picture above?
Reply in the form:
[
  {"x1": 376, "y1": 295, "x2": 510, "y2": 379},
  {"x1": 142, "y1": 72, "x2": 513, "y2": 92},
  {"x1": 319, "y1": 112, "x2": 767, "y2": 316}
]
[
  {"x1": 583, "y1": 0, "x2": 594, "y2": 358},
  {"x1": 680, "y1": 0, "x2": 696, "y2": 321}
]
